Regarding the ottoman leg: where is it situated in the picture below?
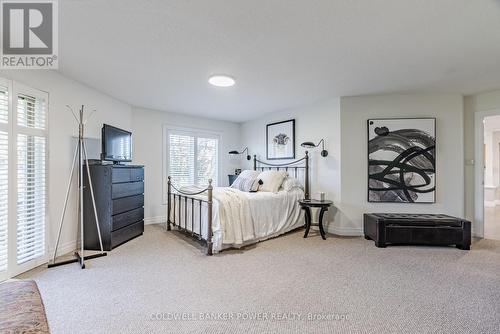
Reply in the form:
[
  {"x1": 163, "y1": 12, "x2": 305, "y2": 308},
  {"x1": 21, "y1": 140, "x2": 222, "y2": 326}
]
[
  {"x1": 375, "y1": 241, "x2": 386, "y2": 248},
  {"x1": 456, "y1": 244, "x2": 470, "y2": 250},
  {"x1": 364, "y1": 235, "x2": 371, "y2": 240}
]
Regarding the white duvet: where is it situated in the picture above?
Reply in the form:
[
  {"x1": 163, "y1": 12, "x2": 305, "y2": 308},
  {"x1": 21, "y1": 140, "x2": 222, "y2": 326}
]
[{"x1": 169, "y1": 187, "x2": 304, "y2": 252}]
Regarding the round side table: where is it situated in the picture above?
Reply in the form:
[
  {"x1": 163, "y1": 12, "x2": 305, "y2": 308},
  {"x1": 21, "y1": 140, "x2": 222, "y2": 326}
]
[{"x1": 298, "y1": 199, "x2": 333, "y2": 240}]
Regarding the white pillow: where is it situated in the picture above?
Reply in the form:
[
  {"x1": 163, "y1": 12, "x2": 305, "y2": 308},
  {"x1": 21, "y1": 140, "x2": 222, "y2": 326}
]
[
  {"x1": 230, "y1": 170, "x2": 261, "y2": 192},
  {"x1": 281, "y1": 176, "x2": 304, "y2": 192},
  {"x1": 258, "y1": 170, "x2": 288, "y2": 193}
]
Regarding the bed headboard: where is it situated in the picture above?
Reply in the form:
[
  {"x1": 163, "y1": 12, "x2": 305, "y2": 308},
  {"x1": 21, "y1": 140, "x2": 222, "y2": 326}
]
[{"x1": 253, "y1": 151, "x2": 310, "y2": 199}]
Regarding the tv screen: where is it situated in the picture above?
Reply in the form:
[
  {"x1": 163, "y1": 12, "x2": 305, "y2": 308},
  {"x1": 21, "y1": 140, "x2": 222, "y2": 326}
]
[{"x1": 101, "y1": 124, "x2": 132, "y2": 162}]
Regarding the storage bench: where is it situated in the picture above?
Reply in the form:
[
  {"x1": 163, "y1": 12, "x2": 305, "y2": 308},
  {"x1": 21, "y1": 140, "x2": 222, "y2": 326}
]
[{"x1": 363, "y1": 213, "x2": 471, "y2": 250}]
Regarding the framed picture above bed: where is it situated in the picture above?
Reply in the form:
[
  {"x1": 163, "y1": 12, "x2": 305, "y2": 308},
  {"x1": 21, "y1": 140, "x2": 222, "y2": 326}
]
[
  {"x1": 367, "y1": 118, "x2": 436, "y2": 203},
  {"x1": 266, "y1": 119, "x2": 295, "y2": 160}
]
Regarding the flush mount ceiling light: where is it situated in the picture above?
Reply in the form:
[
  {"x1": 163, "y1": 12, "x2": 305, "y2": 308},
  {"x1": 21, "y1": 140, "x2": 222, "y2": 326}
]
[{"x1": 208, "y1": 75, "x2": 235, "y2": 87}]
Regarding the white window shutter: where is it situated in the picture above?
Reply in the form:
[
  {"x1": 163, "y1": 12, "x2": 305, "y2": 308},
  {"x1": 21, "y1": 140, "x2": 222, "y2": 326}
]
[
  {"x1": 0, "y1": 130, "x2": 7, "y2": 272},
  {"x1": 15, "y1": 91, "x2": 47, "y2": 266},
  {"x1": 169, "y1": 133, "x2": 195, "y2": 187},
  {"x1": 197, "y1": 137, "x2": 218, "y2": 186},
  {"x1": 0, "y1": 80, "x2": 47, "y2": 280},
  {"x1": 168, "y1": 130, "x2": 219, "y2": 187},
  {"x1": 17, "y1": 93, "x2": 46, "y2": 129},
  {"x1": 0, "y1": 86, "x2": 8, "y2": 124},
  {"x1": 16, "y1": 134, "x2": 46, "y2": 264}
]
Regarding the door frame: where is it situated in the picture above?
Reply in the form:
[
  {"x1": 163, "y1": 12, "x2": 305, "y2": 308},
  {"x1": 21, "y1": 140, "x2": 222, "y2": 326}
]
[{"x1": 474, "y1": 109, "x2": 500, "y2": 239}]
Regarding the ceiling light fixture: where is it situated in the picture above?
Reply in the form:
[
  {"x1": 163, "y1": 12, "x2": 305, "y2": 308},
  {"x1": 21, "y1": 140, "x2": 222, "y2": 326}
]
[{"x1": 208, "y1": 75, "x2": 235, "y2": 87}]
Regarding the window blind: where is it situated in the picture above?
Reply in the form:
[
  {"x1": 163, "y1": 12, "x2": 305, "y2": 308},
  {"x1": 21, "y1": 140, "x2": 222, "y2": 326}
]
[
  {"x1": 169, "y1": 134, "x2": 195, "y2": 187},
  {"x1": 0, "y1": 81, "x2": 47, "y2": 279},
  {"x1": 168, "y1": 131, "x2": 218, "y2": 187},
  {"x1": 0, "y1": 86, "x2": 8, "y2": 124},
  {"x1": 196, "y1": 137, "x2": 218, "y2": 186},
  {"x1": 17, "y1": 93, "x2": 46, "y2": 129},
  {"x1": 16, "y1": 92, "x2": 46, "y2": 265},
  {"x1": 0, "y1": 131, "x2": 7, "y2": 272}
]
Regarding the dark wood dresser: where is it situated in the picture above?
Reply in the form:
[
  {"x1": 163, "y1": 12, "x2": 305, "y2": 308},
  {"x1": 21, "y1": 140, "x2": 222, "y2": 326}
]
[{"x1": 83, "y1": 164, "x2": 145, "y2": 251}]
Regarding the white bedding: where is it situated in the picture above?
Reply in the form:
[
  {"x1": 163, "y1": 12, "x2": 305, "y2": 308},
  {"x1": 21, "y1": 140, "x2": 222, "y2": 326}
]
[{"x1": 169, "y1": 187, "x2": 304, "y2": 253}]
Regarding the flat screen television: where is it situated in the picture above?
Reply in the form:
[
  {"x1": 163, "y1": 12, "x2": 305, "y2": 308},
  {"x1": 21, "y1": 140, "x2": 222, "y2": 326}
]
[{"x1": 101, "y1": 124, "x2": 132, "y2": 163}]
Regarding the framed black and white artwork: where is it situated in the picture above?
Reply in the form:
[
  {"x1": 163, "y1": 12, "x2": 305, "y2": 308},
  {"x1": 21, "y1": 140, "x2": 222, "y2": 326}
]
[
  {"x1": 368, "y1": 118, "x2": 436, "y2": 203},
  {"x1": 266, "y1": 119, "x2": 295, "y2": 160}
]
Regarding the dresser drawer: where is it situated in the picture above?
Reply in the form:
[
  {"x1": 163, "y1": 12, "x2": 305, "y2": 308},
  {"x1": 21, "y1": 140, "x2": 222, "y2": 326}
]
[
  {"x1": 111, "y1": 220, "x2": 144, "y2": 249},
  {"x1": 112, "y1": 207, "x2": 144, "y2": 231},
  {"x1": 112, "y1": 168, "x2": 144, "y2": 183},
  {"x1": 130, "y1": 168, "x2": 144, "y2": 182},
  {"x1": 112, "y1": 195, "x2": 144, "y2": 215},
  {"x1": 112, "y1": 181, "x2": 144, "y2": 199}
]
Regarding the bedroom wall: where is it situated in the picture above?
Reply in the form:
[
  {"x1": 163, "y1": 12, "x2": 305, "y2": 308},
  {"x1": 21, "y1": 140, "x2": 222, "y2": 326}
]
[
  {"x1": 340, "y1": 94, "x2": 464, "y2": 234},
  {"x1": 0, "y1": 70, "x2": 132, "y2": 256},
  {"x1": 239, "y1": 97, "x2": 342, "y2": 233},
  {"x1": 131, "y1": 107, "x2": 241, "y2": 224}
]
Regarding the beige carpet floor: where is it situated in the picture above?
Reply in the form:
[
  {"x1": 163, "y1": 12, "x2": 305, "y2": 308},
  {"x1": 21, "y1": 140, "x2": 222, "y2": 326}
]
[{"x1": 19, "y1": 224, "x2": 500, "y2": 334}]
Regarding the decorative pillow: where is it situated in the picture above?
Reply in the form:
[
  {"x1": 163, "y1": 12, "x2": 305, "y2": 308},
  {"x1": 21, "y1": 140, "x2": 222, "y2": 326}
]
[
  {"x1": 257, "y1": 170, "x2": 288, "y2": 193},
  {"x1": 230, "y1": 170, "x2": 261, "y2": 192},
  {"x1": 281, "y1": 176, "x2": 304, "y2": 192}
]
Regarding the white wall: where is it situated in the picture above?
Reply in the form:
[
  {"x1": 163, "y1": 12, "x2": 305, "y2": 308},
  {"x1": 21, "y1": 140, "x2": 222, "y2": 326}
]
[
  {"x1": 240, "y1": 98, "x2": 342, "y2": 233},
  {"x1": 340, "y1": 94, "x2": 464, "y2": 234},
  {"x1": 131, "y1": 107, "x2": 241, "y2": 224},
  {"x1": 0, "y1": 70, "x2": 132, "y2": 256},
  {"x1": 0, "y1": 68, "x2": 479, "y2": 258}
]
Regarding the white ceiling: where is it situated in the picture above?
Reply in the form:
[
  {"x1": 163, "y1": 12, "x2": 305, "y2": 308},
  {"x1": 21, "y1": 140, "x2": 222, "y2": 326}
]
[{"x1": 59, "y1": 0, "x2": 500, "y2": 122}]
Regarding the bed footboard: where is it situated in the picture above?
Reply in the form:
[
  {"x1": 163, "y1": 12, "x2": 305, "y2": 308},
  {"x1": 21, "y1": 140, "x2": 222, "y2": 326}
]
[{"x1": 166, "y1": 176, "x2": 213, "y2": 255}]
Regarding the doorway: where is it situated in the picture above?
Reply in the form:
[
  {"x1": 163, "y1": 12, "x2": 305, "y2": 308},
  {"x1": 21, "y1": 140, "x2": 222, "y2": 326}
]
[{"x1": 481, "y1": 115, "x2": 500, "y2": 240}]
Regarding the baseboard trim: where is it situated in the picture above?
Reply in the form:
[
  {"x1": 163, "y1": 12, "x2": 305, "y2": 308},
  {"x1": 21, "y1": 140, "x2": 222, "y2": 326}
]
[
  {"x1": 144, "y1": 216, "x2": 166, "y2": 225},
  {"x1": 327, "y1": 225, "x2": 364, "y2": 236}
]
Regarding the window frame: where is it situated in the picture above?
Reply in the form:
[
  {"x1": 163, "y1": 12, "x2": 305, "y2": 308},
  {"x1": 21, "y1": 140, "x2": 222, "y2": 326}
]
[
  {"x1": 0, "y1": 78, "x2": 49, "y2": 281},
  {"x1": 0, "y1": 77, "x2": 11, "y2": 281},
  {"x1": 162, "y1": 125, "x2": 221, "y2": 204}
]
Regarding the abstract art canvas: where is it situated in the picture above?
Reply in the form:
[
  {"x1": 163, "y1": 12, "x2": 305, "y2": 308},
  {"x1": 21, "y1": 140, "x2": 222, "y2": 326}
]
[
  {"x1": 266, "y1": 119, "x2": 295, "y2": 160},
  {"x1": 368, "y1": 118, "x2": 436, "y2": 203}
]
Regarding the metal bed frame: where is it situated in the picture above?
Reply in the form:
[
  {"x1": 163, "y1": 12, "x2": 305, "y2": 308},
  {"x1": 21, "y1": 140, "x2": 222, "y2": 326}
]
[{"x1": 166, "y1": 151, "x2": 309, "y2": 255}]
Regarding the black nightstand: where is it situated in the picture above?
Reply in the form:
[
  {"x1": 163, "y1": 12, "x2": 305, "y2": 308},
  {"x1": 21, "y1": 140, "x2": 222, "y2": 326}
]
[
  {"x1": 298, "y1": 199, "x2": 333, "y2": 240},
  {"x1": 228, "y1": 174, "x2": 238, "y2": 186}
]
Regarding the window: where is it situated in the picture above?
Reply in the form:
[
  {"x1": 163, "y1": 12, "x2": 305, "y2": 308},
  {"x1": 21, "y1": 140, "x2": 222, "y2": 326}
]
[
  {"x1": 167, "y1": 129, "x2": 219, "y2": 188},
  {"x1": 0, "y1": 79, "x2": 47, "y2": 281},
  {"x1": 0, "y1": 84, "x2": 8, "y2": 273},
  {"x1": 0, "y1": 83, "x2": 9, "y2": 274}
]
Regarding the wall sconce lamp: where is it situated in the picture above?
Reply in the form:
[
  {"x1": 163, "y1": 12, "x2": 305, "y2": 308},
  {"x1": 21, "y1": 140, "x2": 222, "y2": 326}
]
[
  {"x1": 229, "y1": 147, "x2": 251, "y2": 160},
  {"x1": 301, "y1": 139, "x2": 328, "y2": 157}
]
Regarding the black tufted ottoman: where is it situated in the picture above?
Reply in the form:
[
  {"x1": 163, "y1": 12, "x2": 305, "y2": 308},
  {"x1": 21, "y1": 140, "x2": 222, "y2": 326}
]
[{"x1": 363, "y1": 213, "x2": 471, "y2": 250}]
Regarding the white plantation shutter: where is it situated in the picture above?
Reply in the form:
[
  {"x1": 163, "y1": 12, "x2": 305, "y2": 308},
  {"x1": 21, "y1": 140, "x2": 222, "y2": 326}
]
[
  {"x1": 0, "y1": 86, "x2": 8, "y2": 124},
  {"x1": 15, "y1": 88, "x2": 47, "y2": 267},
  {"x1": 167, "y1": 130, "x2": 219, "y2": 187},
  {"x1": 0, "y1": 131, "x2": 7, "y2": 272},
  {"x1": 17, "y1": 93, "x2": 46, "y2": 129},
  {"x1": 169, "y1": 133, "x2": 195, "y2": 187},
  {"x1": 16, "y1": 134, "x2": 46, "y2": 264},
  {"x1": 197, "y1": 137, "x2": 218, "y2": 186},
  {"x1": 0, "y1": 82, "x2": 9, "y2": 276},
  {"x1": 0, "y1": 80, "x2": 47, "y2": 281}
]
